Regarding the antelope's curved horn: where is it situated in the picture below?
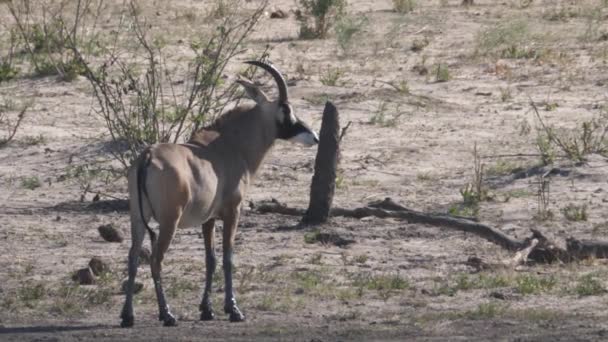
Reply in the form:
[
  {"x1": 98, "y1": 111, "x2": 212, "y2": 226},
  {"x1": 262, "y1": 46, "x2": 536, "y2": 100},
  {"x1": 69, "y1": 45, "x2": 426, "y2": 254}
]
[{"x1": 244, "y1": 60, "x2": 288, "y2": 103}]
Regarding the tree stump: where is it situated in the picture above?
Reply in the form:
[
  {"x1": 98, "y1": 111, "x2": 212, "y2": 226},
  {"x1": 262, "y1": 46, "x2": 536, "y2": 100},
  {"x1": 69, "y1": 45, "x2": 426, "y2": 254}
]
[{"x1": 302, "y1": 101, "x2": 340, "y2": 224}]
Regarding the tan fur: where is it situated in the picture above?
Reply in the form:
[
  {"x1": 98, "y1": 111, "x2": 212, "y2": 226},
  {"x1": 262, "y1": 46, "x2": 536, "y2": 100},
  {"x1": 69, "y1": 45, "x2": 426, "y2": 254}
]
[
  {"x1": 134, "y1": 104, "x2": 277, "y2": 230},
  {"x1": 120, "y1": 62, "x2": 316, "y2": 327}
]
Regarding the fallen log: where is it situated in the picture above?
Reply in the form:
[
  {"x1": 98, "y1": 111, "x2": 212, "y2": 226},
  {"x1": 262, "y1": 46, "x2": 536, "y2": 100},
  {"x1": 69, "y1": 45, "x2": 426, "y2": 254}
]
[{"x1": 252, "y1": 197, "x2": 608, "y2": 263}]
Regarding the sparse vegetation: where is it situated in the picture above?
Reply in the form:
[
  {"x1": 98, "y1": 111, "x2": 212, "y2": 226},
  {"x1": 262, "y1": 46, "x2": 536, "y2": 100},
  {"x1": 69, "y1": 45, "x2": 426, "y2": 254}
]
[
  {"x1": 515, "y1": 274, "x2": 557, "y2": 295},
  {"x1": 534, "y1": 173, "x2": 553, "y2": 221},
  {"x1": 334, "y1": 15, "x2": 368, "y2": 54},
  {"x1": 320, "y1": 67, "x2": 343, "y2": 86},
  {"x1": 21, "y1": 176, "x2": 41, "y2": 190},
  {"x1": 393, "y1": 0, "x2": 415, "y2": 14},
  {"x1": 573, "y1": 274, "x2": 605, "y2": 297},
  {"x1": 369, "y1": 101, "x2": 402, "y2": 127},
  {"x1": 432, "y1": 63, "x2": 450, "y2": 82},
  {"x1": 451, "y1": 144, "x2": 486, "y2": 217},
  {"x1": 532, "y1": 101, "x2": 608, "y2": 163},
  {"x1": 475, "y1": 19, "x2": 542, "y2": 59},
  {"x1": 296, "y1": 0, "x2": 346, "y2": 39},
  {"x1": 562, "y1": 204, "x2": 588, "y2": 222}
]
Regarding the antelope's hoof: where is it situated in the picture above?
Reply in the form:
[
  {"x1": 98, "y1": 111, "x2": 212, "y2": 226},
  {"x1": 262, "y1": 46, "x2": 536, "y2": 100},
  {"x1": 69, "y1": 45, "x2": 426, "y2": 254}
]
[
  {"x1": 160, "y1": 312, "x2": 177, "y2": 327},
  {"x1": 229, "y1": 309, "x2": 245, "y2": 323},
  {"x1": 200, "y1": 308, "x2": 215, "y2": 321},
  {"x1": 120, "y1": 315, "x2": 134, "y2": 328}
]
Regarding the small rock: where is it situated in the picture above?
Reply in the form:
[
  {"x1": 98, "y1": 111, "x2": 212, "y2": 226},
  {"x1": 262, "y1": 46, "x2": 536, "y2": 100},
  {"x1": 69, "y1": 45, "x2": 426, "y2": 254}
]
[
  {"x1": 98, "y1": 224, "x2": 124, "y2": 243},
  {"x1": 121, "y1": 280, "x2": 144, "y2": 294},
  {"x1": 139, "y1": 247, "x2": 152, "y2": 265},
  {"x1": 72, "y1": 267, "x2": 95, "y2": 285},
  {"x1": 88, "y1": 257, "x2": 109, "y2": 276},
  {"x1": 270, "y1": 9, "x2": 288, "y2": 19}
]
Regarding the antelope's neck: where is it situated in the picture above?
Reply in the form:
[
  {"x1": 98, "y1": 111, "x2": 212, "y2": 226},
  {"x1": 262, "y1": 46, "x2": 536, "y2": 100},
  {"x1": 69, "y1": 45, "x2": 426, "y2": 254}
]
[{"x1": 223, "y1": 110, "x2": 277, "y2": 176}]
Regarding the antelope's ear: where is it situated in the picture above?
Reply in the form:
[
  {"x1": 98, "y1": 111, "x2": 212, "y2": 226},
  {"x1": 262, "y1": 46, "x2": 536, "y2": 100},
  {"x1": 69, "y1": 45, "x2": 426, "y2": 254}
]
[{"x1": 236, "y1": 77, "x2": 270, "y2": 105}]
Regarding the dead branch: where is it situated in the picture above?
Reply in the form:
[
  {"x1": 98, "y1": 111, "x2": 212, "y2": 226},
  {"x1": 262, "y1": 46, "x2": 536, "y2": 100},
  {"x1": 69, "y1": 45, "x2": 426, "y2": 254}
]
[{"x1": 252, "y1": 197, "x2": 608, "y2": 263}]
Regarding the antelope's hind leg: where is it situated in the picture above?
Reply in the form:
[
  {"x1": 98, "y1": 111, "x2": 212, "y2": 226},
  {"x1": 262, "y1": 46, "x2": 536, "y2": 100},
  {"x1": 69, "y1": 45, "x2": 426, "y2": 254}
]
[
  {"x1": 120, "y1": 216, "x2": 146, "y2": 328},
  {"x1": 222, "y1": 206, "x2": 245, "y2": 322},
  {"x1": 151, "y1": 218, "x2": 179, "y2": 327},
  {"x1": 200, "y1": 219, "x2": 216, "y2": 321}
]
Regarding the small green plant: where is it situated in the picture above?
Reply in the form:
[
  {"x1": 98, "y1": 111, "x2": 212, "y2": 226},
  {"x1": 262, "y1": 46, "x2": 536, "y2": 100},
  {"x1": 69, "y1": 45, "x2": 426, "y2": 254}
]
[
  {"x1": 561, "y1": 204, "x2": 588, "y2": 221},
  {"x1": 335, "y1": 170, "x2": 346, "y2": 189},
  {"x1": 382, "y1": 79, "x2": 410, "y2": 94},
  {"x1": 297, "y1": 0, "x2": 346, "y2": 39},
  {"x1": 486, "y1": 160, "x2": 520, "y2": 177},
  {"x1": 334, "y1": 15, "x2": 368, "y2": 54},
  {"x1": 23, "y1": 134, "x2": 46, "y2": 146},
  {"x1": 543, "y1": 102, "x2": 558, "y2": 111},
  {"x1": 18, "y1": 283, "x2": 46, "y2": 304},
  {"x1": 574, "y1": 274, "x2": 605, "y2": 296},
  {"x1": 353, "y1": 255, "x2": 368, "y2": 264},
  {"x1": 320, "y1": 67, "x2": 343, "y2": 86},
  {"x1": 208, "y1": 0, "x2": 237, "y2": 19},
  {"x1": 515, "y1": 274, "x2": 557, "y2": 295},
  {"x1": 393, "y1": 0, "x2": 415, "y2": 13},
  {"x1": 475, "y1": 19, "x2": 531, "y2": 58},
  {"x1": 310, "y1": 252, "x2": 323, "y2": 265},
  {"x1": 21, "y1": 176, "x2": 41, "y2": 190},
  {"x1": 499, "y1": 87, "x2": 512, "y2": 102},
  {"x1": 432, "y1": 63, "x2": 450, "y2": 82},
  {"x1": 369, "y1": 102, "x2": 403, "y2": 127},
  {"x1": 435, "y1": 273, "x2": 511, "y2": 296},
  {"x1": 536, "y1": 133, "x2": 555, "y2": 165},
  {"x1": 352, "y1": 272, "x2": 409, "y2": 299},
  {"x1": 369, "y1": 101, "x2": 388, "y2": 125},
  {"x1": 0, "y1": 62, "x2": 19, "y2": 83},
  {"x1": 411, "y1": 37, "x2": 429, "y2": 52},
  {"x1": 534, "y1": 174, "x2": 553, "y2": 221},
  {"x1": 304, "y1": 229, "x2": 321, "y2": 244},
  {"x1": 448, "y1": 204, "x2": 479, "y2": 218}
]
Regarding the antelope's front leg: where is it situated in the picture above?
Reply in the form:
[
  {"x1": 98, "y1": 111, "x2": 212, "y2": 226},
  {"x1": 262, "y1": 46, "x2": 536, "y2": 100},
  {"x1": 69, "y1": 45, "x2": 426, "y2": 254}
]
[
  {"x1": 200, "y1": 219, "x2": 216, "y2": 321},
  {"x1": 222, "y1": 206, "x2": 245, "y2": 322}
]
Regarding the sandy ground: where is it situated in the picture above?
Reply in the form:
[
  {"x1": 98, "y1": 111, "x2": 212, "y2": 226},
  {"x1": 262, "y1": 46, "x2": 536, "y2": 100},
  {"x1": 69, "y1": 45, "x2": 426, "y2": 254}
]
[{"x1": 2, "y1": 0, "x2": 608, "y2": 340}]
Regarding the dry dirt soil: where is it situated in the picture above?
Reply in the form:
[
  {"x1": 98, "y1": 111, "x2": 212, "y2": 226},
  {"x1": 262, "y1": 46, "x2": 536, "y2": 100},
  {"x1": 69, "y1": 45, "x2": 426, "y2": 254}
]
[{"x1": 2, "y1": 0, "x2": 608, "y2": 341}]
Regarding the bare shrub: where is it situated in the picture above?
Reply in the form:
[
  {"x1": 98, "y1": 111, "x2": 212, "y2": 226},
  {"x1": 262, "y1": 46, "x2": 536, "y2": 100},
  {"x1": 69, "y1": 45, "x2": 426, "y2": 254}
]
[
  {"x1": 5, "y1": 1, "x2": 90, "y2": 81},
  {"x1": 532, "y1": 101, "x2": 608, "y2": 163},
  {"x1": 0, "y1": 99, "x2": 28, "y2": 147}
]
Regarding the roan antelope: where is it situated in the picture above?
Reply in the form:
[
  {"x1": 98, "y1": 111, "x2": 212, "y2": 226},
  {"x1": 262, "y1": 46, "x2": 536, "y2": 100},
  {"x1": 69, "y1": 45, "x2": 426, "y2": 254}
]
[{"x1": 120, "y1": 61, "x2": 319, "y2": 327}]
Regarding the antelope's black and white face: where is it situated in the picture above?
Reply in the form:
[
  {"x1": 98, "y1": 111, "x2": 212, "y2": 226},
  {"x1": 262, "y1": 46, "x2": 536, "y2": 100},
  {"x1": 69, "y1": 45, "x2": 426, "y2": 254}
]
[
  {"x1": 275, "y1": 103, "x2": 319, "y2": 147},
  {"x1": 239, "y1": 60, "x2": 319, "y2": 147}
]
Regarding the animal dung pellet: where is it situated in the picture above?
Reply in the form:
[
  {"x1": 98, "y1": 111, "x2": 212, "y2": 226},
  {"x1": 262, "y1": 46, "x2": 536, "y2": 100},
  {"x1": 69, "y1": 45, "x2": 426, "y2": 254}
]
[
  {"x1": 121, "y1": 280, "x2": 144, "y2": 294},
  {"x1": 98, "y1": 223, "x2": 124, "y2": 243},
  {"x1": 88, "y1": 257, "x2": 109, "y2": 276},
  {"x1": 139, "y1": 247, "x2": 151, "y2": 265},
  {"x1": 270, "y1": 9, "x2": 288, "y2": 19},
  {"x1": 72, "y1": 267, "x2": 96, "y2": 285}
]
